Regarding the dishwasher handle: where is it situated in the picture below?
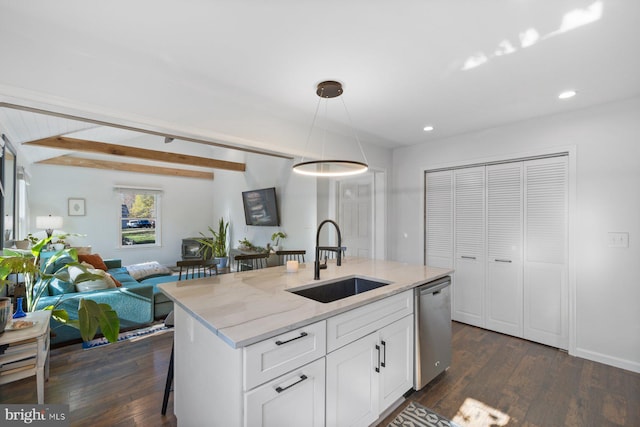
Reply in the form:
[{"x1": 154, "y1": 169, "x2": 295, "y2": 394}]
[{"x1": 416, "y1": 276, "x2": 451, "y2": 296}]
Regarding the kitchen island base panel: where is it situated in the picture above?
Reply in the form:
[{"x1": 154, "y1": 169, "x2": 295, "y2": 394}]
[{"x1": 174, "y1": 306, "x2": 243, "y2": 426}]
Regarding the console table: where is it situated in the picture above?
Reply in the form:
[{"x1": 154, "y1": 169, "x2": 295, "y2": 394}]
[{"x1": 0, "y1": 310, "x2": 51, "y2": 403}]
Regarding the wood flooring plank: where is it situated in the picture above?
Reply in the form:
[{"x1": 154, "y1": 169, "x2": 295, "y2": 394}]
[{"x1": 2, "y1": 321, "x2": 638, "y2": 427}]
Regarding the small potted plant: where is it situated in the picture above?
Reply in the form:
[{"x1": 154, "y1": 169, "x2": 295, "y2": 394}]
[
  {"x1": 271, "y1": 231, "x2": 287, "y2": 252},
  {"x1": 238, "y1": 238, "x2": 253, "y2": 251},
  {"x1": 52, "y1": 233, "x2": 70, "y2": 251}
]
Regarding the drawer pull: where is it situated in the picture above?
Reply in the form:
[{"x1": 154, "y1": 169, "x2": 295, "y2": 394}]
[
  {"x1": 275, "y1": 374, "x2": 308, "y2": 393},
  {"x1": 495, "y1": 259, "x2": 512, "y2": 263},
  {"x1": 461, "y1": 256, "x2": 476, "y2": 260},
  {"x1": 275, "y1": 331, "x2": 308, "y2": 346}
]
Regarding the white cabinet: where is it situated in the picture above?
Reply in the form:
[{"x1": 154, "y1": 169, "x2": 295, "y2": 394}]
[
  {"x1": 326, "y1": 315, "x2": 414, "y2": 427},
  {"x1": 174, "y1": 290, "x2": 416, "y2": 427},
  {"x1": 244, "y1": 321, "x2": 326, "y2": 390},
  {"x1": 378, "y1": 315, "x2": 414, "y2": 410},
  {"x1": 326, "y1": 331, "x2": 380, "y2": 427},
  {"x1": 453, "y1": 166, "x2": 485, "y2": 327},
  {"x1": 245, "y1": 358, "x2": 325, "y2": 427},
  {"x1": 243, "y1": 321, "x2": 327, "y2": 426}
]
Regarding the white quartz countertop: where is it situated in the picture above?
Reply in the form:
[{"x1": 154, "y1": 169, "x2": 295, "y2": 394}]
[{"x1": 158, "y1": 257, "x2": 453, "y2": 348}]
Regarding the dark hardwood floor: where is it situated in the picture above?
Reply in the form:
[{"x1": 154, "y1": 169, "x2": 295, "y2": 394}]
[
  {"x1": 1, "y1": 322, "x2": 638, "y2": 426},
  {"x1": 381, "y1": 322, "x2": 640, "y2": 427}
]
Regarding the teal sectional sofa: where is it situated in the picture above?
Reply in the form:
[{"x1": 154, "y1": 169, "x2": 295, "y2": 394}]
[{"x1": 35, "y1": 257, "x2": 178, "y2": 346}]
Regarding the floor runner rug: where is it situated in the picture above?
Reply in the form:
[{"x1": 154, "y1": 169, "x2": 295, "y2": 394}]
[
  {"x1": 82, "y1": 323, "x2": 172, "y2": 349},
  {"x1": 388, "y1": 401, "x2": 463, "y2": 427}
]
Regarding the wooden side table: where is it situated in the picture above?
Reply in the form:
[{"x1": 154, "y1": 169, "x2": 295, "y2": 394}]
[{"x1": 0, "y1": 310, "x2": 51, "y2": 404}]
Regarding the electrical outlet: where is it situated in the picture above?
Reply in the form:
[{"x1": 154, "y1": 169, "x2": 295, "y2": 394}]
[{"x1": 607, "y1": 232, "x2": 629, "y2": 248}]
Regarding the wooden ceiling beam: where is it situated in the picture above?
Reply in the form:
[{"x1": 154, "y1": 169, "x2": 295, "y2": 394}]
[
  {"x1": 37, "y1": 155, "x2": 214, "y2": 180},
  {"x1": 26, "y1": 136, "x2": 246, "y2": 172}
]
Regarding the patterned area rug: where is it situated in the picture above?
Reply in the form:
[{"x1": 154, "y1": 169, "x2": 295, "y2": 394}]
[
  {"x1": 388, "y1": 401, "x2": 463, "y2": 427},
  {"x1": 82, "y1": 323, "x2": 172, "y2": 349}
]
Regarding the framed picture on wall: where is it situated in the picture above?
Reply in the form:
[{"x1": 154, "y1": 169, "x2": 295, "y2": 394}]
[{"x1": 68, "y1": 198, "x2": 86, "y2": 216}]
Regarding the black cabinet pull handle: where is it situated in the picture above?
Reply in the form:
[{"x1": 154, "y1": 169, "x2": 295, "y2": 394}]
[
  {"x1": 461, "y1": 256, "x2": 476, "y2": 260},
  {"x1": 275, "y1": 375, "x2": 308, "y2": 393},
  {"x1": 375, "y1": 345, "x2": 381, "y2": 373},
  {"x1": 381, "y1": 340, "x2": 386, "y2": 368},
  {"x1": 275, "y1": 331, "x2": 308, "y2": 346},
  {"x1": 495, "y1": 259, "x2": 512, "y2": 263}
]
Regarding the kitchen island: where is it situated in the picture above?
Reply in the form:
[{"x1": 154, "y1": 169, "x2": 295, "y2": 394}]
[{"x1": 159, "y1": 257, "x2": 452, "y2": 426}]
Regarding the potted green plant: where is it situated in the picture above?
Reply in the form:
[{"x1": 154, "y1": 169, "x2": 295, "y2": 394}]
[
  {"x1": 0, "y1": 236, "x2": 120, "y2": 343},
  {"x1": 196, "y1": 217, "x2": 230, "y2": 268},
  {"x1": 271, "y1": 231, "x2": 287, "y2": 252}
]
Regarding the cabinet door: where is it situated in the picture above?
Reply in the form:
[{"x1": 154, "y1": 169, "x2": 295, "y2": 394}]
[
  {"x1": 453, "y1": 166, "x2": 485, "y2": 327},
  {"x1": 326, "y1": 332, "x2": 379, "y2": 427},
  {"x1": 378, "y1": 315, "x2": 414, "y2": 410},
  {"x1": 244, "y1": 358, "x2": 325, "y2": 427},
  {"x1": 523, "y1": 156, "x2": 568, "y2": 349},
  {"x1": 486, "y1": 162, "x2": 524, "y2": 337}
]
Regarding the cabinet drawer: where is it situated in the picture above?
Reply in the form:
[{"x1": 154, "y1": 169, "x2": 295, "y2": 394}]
[
  {"x1": 244, "y1": 320, "x2": 326, "y2": 390},
  {"x1": 244, "y1": 358, "x2": 325, "y2": 427},
  {"x1": 327, "y1": 290, "x2": 413, "y2": 353}
]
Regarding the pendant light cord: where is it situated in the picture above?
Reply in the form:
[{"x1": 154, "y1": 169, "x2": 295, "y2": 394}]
[
  {"x1": 299, "y1": 88, "x2": 324, "y2": 163},
  {"x1": 340, "y1": 96, "x2": 369, "y2": 165}
]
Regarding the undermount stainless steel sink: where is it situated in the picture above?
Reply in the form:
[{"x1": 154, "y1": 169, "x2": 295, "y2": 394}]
[{"x1": 287, "y1": 276, "x2": 392, "y2": 303}]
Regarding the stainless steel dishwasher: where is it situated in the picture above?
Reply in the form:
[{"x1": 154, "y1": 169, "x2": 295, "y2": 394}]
[{"x1": 414, "y1": 276, "x2": 452, "y2": 390}]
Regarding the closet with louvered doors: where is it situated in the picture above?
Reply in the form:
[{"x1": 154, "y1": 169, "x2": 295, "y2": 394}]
[{"x1": 425, "y1": 155, "x2": 569, "y2": 349}]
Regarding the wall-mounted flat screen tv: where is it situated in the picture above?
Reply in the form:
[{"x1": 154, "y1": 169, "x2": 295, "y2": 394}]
[{"x1": 242, "y1": 187, "x2": 280, "y2": 226}]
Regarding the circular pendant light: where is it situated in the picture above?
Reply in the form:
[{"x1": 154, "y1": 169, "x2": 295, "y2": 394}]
[{"x1": 292, "y1": 81, "x2": 369, "y2": 177}]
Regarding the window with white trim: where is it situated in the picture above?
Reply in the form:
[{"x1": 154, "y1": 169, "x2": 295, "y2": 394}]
[{"x1": 117, "y1": 187, "x2": 161, "y2": 247}]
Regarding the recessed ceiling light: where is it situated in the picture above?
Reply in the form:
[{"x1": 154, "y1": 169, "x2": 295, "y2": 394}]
[
  {"x1": 423, "y1": 125, "x2": 435, "y2": 132},
  {"x1": 558, "y1": 90, "x2": 577, "y2": 100}
]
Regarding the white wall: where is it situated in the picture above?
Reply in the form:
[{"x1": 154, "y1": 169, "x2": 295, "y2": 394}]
[
  {"x1": 209, "y1": 148, "x2": 319, "y2": 258},
  {"x1": 391, "y1": 97, "x2": 640, "y2": 373},
  {"x1": 25, "y1": 163, "x2": 215, "y2": 266}
]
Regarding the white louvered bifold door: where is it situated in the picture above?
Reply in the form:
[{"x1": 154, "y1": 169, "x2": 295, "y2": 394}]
[
  {"x1": 523, "y1": 156, "x2": 569, "y2": 349},
  {"x1": 453, "y1": 166, "x2": 485, "y2": 327},
  {"x1": 486, "y1": 162, "x2": 524, "y2": 337},
  {"x1": 425, "y1": 170, "x2": 453, "y2": 269}
]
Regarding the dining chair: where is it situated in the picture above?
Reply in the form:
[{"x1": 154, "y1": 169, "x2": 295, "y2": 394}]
[
  {"x1": 276, "y1": 250, "x2": 306, "y2": 264},
  {"x1": 177, "y1": 259, "x2": 218, "y2": 280},
  {"x1": 234, "y1": 253, "x2": 269, "y2": 272}
]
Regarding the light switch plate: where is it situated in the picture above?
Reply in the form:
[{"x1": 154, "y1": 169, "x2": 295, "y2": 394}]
[{"x1": 607, "y1": 232, "x2": 629, "y2": 248}]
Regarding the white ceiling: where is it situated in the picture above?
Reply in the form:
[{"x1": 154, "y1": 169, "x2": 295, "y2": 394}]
[{"x1": 0, "y1": 0, "x2": 639, "y2": 159}]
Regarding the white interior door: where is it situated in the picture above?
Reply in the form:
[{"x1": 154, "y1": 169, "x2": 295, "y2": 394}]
[
  {"x1": 338, "y1": 175, "x2": 373, "y2": 259},
  {"x1": 486, "y1": 162, "x2": 524, "y2": 337},
  {"x1": 453, "y1": 166, "x2": 486, "y2": 327},
  {"x1": 523, "y1": 156, "x2": 569, "y2": 349},
  {"x1": 425, "y1": 170, "x2": 453, "y2": 269}
]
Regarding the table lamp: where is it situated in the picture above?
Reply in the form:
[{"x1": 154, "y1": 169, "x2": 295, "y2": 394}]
[{"x1": 35, "y1": 215, "x2": 63, "y2": 239}]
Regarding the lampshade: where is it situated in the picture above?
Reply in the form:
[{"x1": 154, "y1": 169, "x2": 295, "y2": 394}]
[
  {"x1": 36, "y1": 215, "x2": 63, "y2": 235},
  {"x1": 293, "y1": 81, "x2": 369, "y2": 177}
]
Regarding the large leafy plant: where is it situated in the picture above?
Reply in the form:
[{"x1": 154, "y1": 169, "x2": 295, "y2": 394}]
[
  {"x1": 0, "y1": 237, "x2": 120, "y2": 342},
  {"x1": 197, "y1": 217, "x2": 229, "y2": 259}
]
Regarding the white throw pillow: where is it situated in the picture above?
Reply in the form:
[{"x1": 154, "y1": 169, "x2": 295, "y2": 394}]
[
  {"x1": 72, "y1": 267, "x2": 116, "y2": 292},
  {"x1": 125, "y1": 261, "x2": 172, "y2": 281}
]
